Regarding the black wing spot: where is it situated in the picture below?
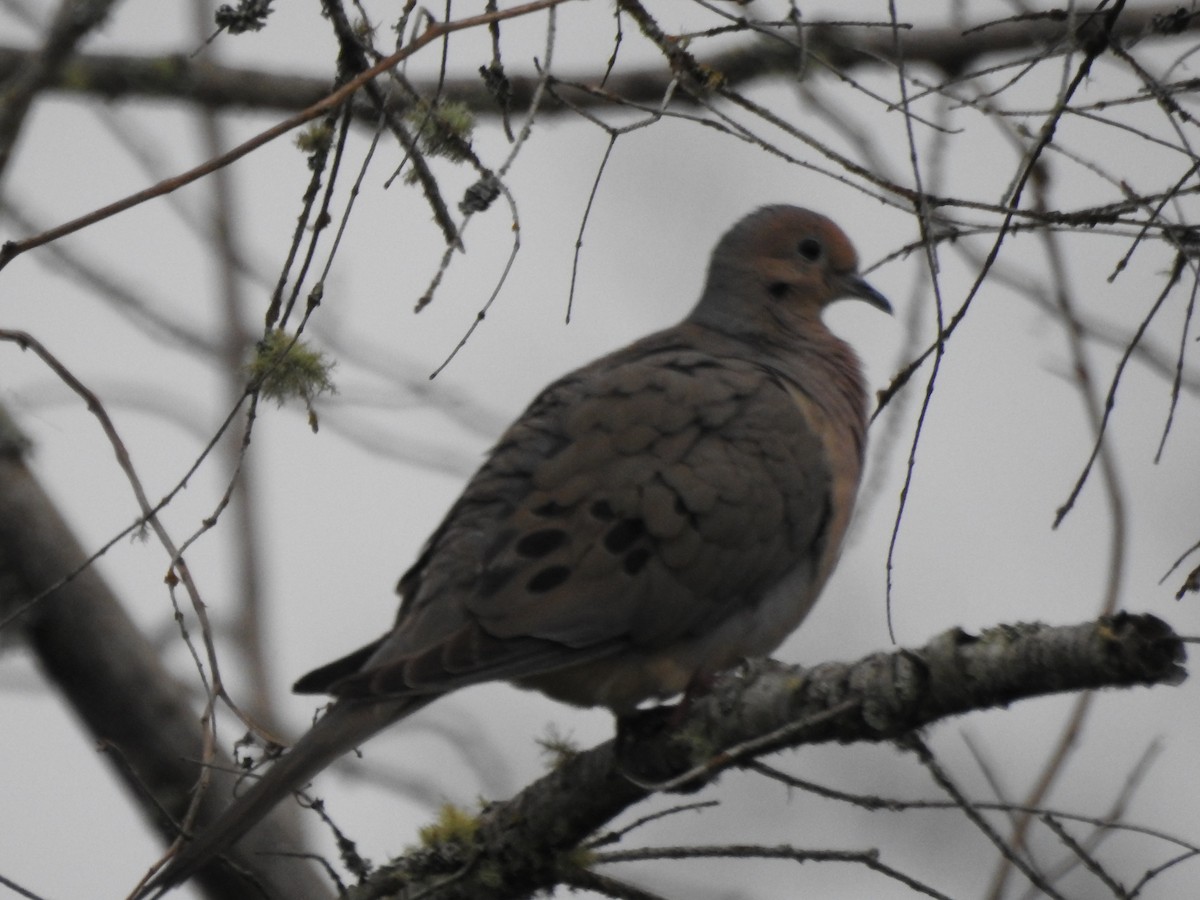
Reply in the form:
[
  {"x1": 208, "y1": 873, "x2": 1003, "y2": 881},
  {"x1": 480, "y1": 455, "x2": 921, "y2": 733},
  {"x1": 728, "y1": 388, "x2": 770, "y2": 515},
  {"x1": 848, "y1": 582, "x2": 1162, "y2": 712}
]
[
  {"x1": 527, "y1": 565, "x2": 571, "y2": 593},
  {"x1": 604, "y1": 517, "x2": 645, "y2": 553},
  {"x1": 590, "y1": 499, "x2": 616, "y2": 520},
  {"x1": 623, "y1": 547, "x2": 652, "y2": 575},
  {"x1": 767, "y1": 282, "x2": 789, "y2": 298},
  {"x1": 515, "y1": 528, "x2": 568, "y2": 558}
]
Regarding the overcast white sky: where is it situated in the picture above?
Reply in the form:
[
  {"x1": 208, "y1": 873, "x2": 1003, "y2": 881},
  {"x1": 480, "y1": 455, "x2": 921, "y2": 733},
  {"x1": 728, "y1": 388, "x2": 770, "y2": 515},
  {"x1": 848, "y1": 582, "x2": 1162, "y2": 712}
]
[{"x1": 1, "y1": 2, "x2": 1199, "y2": 899}]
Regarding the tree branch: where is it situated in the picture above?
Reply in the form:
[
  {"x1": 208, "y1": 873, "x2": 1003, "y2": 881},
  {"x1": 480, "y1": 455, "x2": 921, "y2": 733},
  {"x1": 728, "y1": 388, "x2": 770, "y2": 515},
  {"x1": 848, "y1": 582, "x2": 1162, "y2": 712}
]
[
  {"x1": 340, "y1": 613, "x2": 1185, "y2": 899},
  {"x1": 0, "y1": 407, "x2": 333, "y2": 900},
  {"x1": 0, "y1": 6, "x2": 1193, "y2": 121},
  {"x1": 0, "y1": 0, "x2": 120, "y2": 177}
]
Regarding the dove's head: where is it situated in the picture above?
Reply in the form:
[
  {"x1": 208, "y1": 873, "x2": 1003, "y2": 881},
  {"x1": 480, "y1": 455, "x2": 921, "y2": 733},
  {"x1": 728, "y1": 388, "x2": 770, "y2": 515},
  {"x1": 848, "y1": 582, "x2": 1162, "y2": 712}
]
[{"x1": 691, "y1": 205, "x2": 891, "y2": 336}]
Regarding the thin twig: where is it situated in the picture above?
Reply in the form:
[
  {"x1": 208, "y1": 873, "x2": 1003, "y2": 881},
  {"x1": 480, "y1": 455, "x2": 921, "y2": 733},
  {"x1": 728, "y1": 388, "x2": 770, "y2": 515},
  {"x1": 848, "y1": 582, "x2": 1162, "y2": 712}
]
[{"x1": 0, "y1": 0, "x2": 571, "y2": 272}]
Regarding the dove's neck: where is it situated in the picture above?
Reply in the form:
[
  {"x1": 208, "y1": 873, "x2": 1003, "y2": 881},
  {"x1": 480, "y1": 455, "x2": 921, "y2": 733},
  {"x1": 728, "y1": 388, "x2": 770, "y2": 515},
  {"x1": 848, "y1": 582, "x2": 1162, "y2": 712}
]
[
  {"x1": 685, "y1": 304, "x2": 870, "y2": 461},
  {"x1": 767, "y1": 322, "x2": 869, "y2": 461},
  {"x1": 774, "y1": 322, "x2": 870, "y2": 467}
]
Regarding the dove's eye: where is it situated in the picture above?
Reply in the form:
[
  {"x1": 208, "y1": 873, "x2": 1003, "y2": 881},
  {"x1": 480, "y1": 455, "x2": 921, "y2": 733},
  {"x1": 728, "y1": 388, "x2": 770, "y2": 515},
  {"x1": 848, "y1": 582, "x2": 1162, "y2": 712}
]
[{"x1": 797, "y1": 237, "x2": 823, "y2": 262}]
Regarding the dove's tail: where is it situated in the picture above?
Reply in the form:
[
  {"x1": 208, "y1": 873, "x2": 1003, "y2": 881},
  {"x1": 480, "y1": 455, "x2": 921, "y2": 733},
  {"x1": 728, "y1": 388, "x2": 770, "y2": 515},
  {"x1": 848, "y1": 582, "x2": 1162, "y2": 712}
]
[{"x1": 142, "y1": 695, "x2": 429, "y2": 897}]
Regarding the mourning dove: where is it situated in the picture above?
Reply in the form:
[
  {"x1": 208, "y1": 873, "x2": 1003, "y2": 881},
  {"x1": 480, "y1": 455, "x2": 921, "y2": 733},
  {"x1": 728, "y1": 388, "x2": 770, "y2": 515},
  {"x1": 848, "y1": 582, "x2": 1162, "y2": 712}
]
[{"x1": 145, "y1": 204, "x2": 890, "y2": 894}]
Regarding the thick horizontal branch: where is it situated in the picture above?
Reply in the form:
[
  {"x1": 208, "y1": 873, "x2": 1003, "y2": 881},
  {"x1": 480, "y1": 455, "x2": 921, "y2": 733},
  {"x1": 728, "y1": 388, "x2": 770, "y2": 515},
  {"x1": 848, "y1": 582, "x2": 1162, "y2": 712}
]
[
  {"x1": 345, "y1": 612, "x2": 1185, "y2": 900},
  {"x1": 0, "y1": 5, "x2": 1193, "y2": 121}
]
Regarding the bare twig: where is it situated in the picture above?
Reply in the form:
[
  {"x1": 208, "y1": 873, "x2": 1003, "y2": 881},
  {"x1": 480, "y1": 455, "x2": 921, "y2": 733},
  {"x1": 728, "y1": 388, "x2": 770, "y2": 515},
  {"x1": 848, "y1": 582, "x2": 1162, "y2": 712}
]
[{"x1": 0, "y1": 0, "x2": 571, "y2": 272}]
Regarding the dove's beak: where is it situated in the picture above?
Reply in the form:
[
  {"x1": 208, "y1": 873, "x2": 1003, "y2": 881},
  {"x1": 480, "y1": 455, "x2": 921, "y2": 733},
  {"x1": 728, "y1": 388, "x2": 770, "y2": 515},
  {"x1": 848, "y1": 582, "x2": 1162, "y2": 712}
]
[{"x1": 842, "y1": 274, "x2": 893, "y2": 314}]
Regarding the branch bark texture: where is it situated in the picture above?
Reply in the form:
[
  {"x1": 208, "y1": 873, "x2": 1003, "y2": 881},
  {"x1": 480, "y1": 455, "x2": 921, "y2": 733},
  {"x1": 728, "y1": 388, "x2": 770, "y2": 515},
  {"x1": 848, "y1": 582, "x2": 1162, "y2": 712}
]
[{"x1": 344, "y1": 612, "x2": 1185, "y2": 900}]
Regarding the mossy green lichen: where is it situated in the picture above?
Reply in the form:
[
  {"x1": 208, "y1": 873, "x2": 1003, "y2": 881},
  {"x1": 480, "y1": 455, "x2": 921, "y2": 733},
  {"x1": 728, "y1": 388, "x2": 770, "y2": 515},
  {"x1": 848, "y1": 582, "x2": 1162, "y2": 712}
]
[
  {"x1": 417, "y1": 803, "x2": 480, "y2": 848},
  {"x1": 246, "y1": 330, "x2": 336, "y2": 410},
  {"x1": 294, "y1": 122, "x2": 334, "y2": 156},
  {"x1": 536, "y1": 723, "x2": 581, "y2": 771},
  {"x1": 406, "y1": 99, "x2": 475, "y2": 162}
]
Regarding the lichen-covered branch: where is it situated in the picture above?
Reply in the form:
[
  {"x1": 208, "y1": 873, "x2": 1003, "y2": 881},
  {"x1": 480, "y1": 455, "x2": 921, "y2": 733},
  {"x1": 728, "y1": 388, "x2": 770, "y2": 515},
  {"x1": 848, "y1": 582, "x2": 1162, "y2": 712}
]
[{"x1": 344, "y1": 613, "x2": 1185, "y2": 899}]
